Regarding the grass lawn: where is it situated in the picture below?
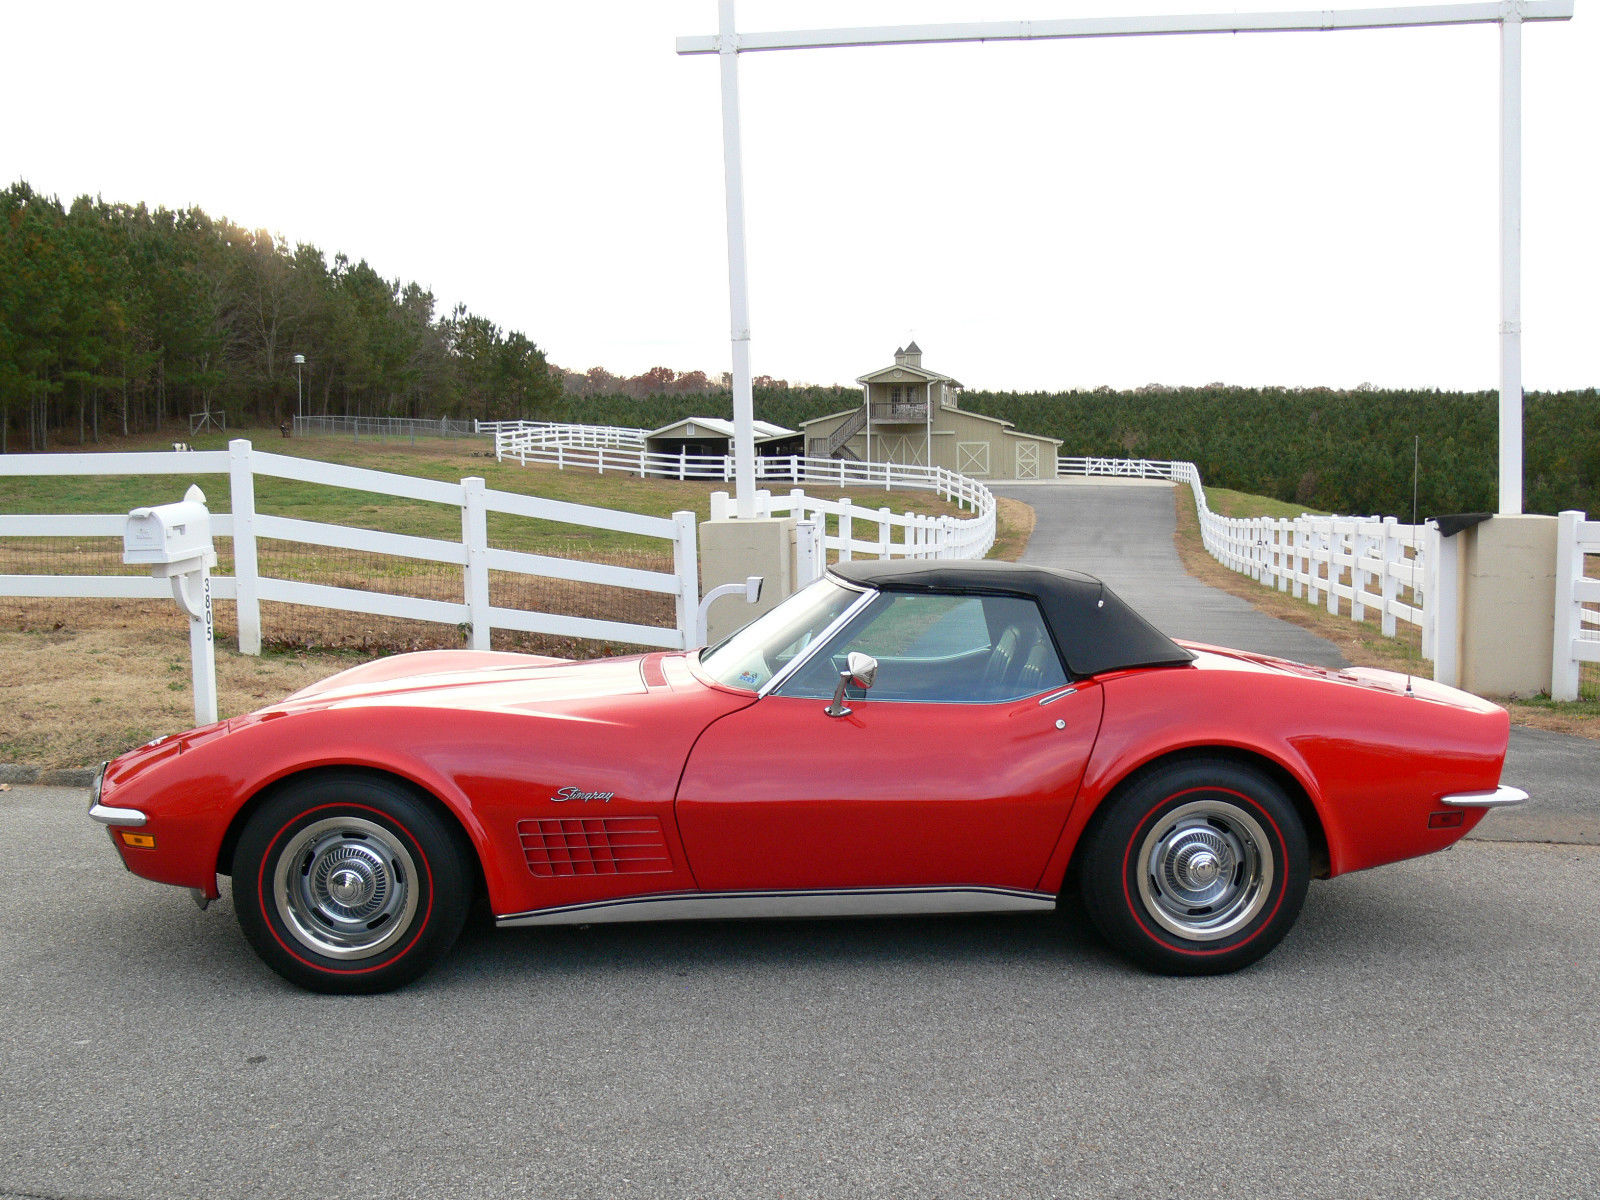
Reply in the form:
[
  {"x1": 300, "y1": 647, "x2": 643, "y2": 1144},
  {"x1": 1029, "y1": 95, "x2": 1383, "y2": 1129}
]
[{"x1": 0, "y1": 427, "x2": 972, "y2": 557}]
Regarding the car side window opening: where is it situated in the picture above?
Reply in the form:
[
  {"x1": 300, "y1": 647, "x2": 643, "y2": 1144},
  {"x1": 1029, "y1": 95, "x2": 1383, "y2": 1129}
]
[{"x1": 776, "y1": 591, "x2": 1068, "y2": 703}]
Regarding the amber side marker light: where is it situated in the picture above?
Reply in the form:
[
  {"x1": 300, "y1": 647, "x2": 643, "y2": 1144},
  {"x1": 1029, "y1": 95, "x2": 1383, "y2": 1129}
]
[
  {"x1": 1427, "y1": 811, "x2": 1466, "y2": 830},
  {"x1": 119, "y1": 831, "x2": 156, "y2": 849}
]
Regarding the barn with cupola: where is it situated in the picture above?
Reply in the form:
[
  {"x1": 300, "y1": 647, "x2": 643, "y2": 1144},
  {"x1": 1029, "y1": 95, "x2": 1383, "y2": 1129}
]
[{"x1": 799, "y1": 343, "x2": 1060, "y2": 480}]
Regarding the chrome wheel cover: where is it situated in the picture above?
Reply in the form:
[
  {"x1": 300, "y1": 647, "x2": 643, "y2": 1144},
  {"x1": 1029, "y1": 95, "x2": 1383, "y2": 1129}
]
[
  {"x1": 272, "y1": 816, "x2": 420, "y2": 960},
  {"x1": 1136, "y1": 798, "x2": 1273, "y2": 942}
]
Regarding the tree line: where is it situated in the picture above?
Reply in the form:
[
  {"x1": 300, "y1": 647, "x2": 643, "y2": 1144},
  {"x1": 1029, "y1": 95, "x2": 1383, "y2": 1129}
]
[
  {"x1": 5, "y1": 177, "x2": 1591, "y2": 518},
  {"x1": 562, "y1": 382, "x2": 1599, "y2": 519},
  {"x1": 0, "y1": 181, "x2": 563, "y2": 452}
]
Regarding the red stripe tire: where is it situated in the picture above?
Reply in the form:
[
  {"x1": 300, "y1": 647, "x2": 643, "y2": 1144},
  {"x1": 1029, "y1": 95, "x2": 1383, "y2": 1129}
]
[
  {"x1": 1078, "y1": 758, "x2": 1309, "y2": 975},
  {"x1": 232, "y1": 773, "x2": 471, "y2": 994}
]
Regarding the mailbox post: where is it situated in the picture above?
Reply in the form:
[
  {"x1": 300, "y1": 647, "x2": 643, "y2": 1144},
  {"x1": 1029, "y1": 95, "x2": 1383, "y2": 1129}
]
[{"x1": 124, "y1": 485, "x2": 219, "y2": 725}]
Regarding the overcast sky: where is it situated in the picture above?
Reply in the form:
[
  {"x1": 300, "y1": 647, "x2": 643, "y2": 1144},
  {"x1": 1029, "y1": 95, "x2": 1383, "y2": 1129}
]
[{"x1": 7, "y1": 1, "x2": 1595, "y2": 393}]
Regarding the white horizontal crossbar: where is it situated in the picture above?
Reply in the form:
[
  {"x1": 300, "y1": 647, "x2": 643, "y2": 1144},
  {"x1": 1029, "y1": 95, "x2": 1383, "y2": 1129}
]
[
  {"x1": 677, "y1": 2, "x2": 1573, "y2": 54},
  {"x1": 253, "y1": 513, "x2": 469, "y2": 567}
]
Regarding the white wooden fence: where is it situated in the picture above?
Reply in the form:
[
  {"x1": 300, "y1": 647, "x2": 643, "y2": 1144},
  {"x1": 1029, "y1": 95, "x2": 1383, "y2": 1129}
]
[
  {"x1": 1552, "y1": 509, "x2": 1600, "y2": 701},
  {"x1": 1171, "y1": 462, "x2": 1429, "y2": 638},
  {"x1": 713, "y1": 484, "x2": 994, "y2": 566},
  {"x1": 483, "y1": 421, "x2": 649, "y2": 450},
  {"x1": 0, "y1": 439, "x2": 699, "y2": 652},
  {"x1": 493, "y1": 425, "x2": 997, "y2": 563}
]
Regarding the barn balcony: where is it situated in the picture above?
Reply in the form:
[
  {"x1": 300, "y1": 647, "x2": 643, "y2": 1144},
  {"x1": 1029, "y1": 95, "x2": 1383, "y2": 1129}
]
[{"x1": 870, "y1": 402, "x2": 929, "y2": 424}]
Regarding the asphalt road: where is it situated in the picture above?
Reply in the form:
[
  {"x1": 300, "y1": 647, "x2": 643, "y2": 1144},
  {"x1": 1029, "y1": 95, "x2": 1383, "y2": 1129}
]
[
  {"x1": 2, "y1": 785, "x2": 1597, "y2": 1200},
  {"x1": 994, "y1": 480, "x2": 1600, "y2": 846}
]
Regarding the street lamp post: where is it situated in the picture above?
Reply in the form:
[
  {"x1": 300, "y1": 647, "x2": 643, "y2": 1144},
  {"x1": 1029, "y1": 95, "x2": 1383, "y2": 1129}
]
[{"x1": 293, "y1": 354, "x2": 306, "y2": 428}]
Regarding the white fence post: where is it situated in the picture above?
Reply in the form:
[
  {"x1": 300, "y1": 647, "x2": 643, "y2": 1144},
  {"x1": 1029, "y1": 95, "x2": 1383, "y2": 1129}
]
[
  {"x1": 461, "y1": 477, "x2": 491, "y2": 650},
  {"x1": 1381, "y1": 518, "x2": 1400, "y2": 637},
  {"x1": 1351, "y1": 526, "x2": 1368, "y2": 623},
  {"x1": 672, "y1": 509, "x2": 699, "y2": 651},
  {"x1": 228, "y1": 438, "x2": 262, "y2": 655},
  {"x1": 1551, "y1": 509, "x2": 1583, "y2": 701},
  {"x1": 839, "y1": 500, "x2": 853, "y2": 561}
]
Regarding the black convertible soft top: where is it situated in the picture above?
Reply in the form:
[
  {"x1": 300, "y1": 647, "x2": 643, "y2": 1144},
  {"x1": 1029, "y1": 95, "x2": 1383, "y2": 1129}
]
[{"x1": 829, "y1": 559, "x2": 1194, "y2": 680}]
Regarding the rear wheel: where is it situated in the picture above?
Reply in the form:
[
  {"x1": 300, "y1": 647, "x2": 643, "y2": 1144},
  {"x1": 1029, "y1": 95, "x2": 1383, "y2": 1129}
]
[
  {"x1": 232, "y1": 774, "x2": 471, "y2": 994},
  {"x1": 1078, "y1": 759, "x2": 1309, "y2": 975}
]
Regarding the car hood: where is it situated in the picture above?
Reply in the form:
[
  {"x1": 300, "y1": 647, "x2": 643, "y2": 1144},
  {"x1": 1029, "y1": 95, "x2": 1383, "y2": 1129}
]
[{"x1": 274, "y1": 649, "x2": 653, "y2": 715}]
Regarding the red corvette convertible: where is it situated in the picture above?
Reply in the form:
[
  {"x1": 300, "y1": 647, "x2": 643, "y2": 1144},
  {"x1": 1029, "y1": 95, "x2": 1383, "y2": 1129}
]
[{"x1": 90, "y1": 560, "x2": 1525, "y2": 993}]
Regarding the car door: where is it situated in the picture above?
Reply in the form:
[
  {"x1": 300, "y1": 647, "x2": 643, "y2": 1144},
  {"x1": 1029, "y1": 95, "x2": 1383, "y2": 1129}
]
[{"x1": 674, "y1": 591, "x2": 1105, "y2": 894}]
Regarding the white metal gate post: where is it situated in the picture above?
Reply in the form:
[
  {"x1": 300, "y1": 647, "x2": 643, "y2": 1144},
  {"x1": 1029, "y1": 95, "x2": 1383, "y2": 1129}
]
[
  {"x1": 1499, "y1": 3, "x2": 1525, "y2": 514},
  {"x1": 227, "y1": 439, "x2": 262, "y2": 655},
  {"x1": 681, "y1": 3, "x2": 1574, "y2": 519},
  {"x1": 716, "y1": 0, "x2": 758, "y2": 519}
]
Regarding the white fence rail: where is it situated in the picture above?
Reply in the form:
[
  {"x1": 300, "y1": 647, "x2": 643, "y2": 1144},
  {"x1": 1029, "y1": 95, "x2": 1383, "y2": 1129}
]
[
  {"x1": 1552, "y1": 509, "x2": 1600, "y2": 701},
  {"x1": 495, "y1": 425, "x2": 997, "y2": 563},
  {"x1": 1059, "y1": 456, "x2": 1179, "y2": 481},
  {"x1": 0, "y1": 440, "x2": 699, "y2": 652}
]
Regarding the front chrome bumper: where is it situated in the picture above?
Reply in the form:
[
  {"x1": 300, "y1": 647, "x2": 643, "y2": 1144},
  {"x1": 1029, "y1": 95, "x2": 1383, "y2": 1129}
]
[
  {"x1": 1441, "y1": 784, "x2": 1530, "y2": 808},
  {"x1": 87, "y1": 761, "x2": 147, "y2": 827}
]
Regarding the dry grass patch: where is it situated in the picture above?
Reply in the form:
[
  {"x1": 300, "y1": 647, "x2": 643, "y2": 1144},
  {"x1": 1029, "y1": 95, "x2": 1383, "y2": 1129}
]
[
  {"x1": 0, "y1": 607, "x2": 351, "y2": 769},
  {"x1": 990, "y1": 497, "x2": 1035, "y2": 562}
]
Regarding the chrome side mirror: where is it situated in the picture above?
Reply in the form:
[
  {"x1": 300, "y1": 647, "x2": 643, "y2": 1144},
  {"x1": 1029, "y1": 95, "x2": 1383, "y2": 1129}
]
[{"x1": 825, "y1": 652, "x2": 878, "y2": 718}]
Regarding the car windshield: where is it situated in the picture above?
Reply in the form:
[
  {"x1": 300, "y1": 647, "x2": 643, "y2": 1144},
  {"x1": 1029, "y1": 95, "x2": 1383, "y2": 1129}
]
[{"x1": 698, "y1": 577, "x2": 864, "y2": 691}]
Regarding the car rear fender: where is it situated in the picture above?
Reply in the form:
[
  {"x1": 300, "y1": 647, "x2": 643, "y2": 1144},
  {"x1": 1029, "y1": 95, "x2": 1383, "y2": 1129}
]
[{"x1": 1035, "y1": 738, "x2": 1329, "y2": 896}]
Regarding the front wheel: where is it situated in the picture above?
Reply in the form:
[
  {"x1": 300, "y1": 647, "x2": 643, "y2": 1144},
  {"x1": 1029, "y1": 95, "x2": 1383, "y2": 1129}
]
[
  {"x1": 1078, "y1": 759, "x2": 1309, "y2": 975},
  {"x1": 232, "y1": 774, "x2": 472, "y2": 994}
]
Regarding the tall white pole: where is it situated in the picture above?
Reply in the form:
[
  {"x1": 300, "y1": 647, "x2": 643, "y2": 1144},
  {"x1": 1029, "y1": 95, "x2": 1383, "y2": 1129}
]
[
  {"x1": 1498, "y1": 7, "x2": 1524, "y2": 515},
  {"x1": 717, "y1": 0, "x2": 758, "y2": 518}
]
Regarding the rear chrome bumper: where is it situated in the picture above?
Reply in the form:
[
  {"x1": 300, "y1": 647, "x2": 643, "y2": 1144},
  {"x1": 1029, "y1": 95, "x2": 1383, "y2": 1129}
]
[{"x1": 1441, "y1": 784, "x2": 1529, "y2": 808}]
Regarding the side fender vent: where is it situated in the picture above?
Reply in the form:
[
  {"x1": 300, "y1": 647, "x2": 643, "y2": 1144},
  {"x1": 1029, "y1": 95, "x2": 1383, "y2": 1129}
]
[{"x1": 518, "y1": 817, "x2": 672, "y2": 877}]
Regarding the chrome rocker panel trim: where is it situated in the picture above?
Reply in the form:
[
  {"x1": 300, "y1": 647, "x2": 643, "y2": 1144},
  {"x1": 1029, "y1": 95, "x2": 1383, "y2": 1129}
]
[
  {"x1": 496, "y1": 885, "x2": 1057, "y2": 928},
  {"x1": 1441, "y1": 784, "x2": 1530, "y2": 808}
]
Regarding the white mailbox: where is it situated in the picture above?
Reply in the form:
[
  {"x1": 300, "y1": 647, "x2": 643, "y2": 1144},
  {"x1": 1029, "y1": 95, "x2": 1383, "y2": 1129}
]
[
  {"x1": 124, "y1": 485, "x2": 216, "y2": 576},
  {"x1": 125, "y1": 484, "x2": 219, "y2": 725}
]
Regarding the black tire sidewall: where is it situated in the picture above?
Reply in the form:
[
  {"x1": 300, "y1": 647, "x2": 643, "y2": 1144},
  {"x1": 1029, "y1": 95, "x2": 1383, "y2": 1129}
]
[
  {"x1": 1081, "y1": 761, "x2": 1309, "y2": 974},
  {"x1": 232, "y1": 776, "x2": 469, "y2": 994}
]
